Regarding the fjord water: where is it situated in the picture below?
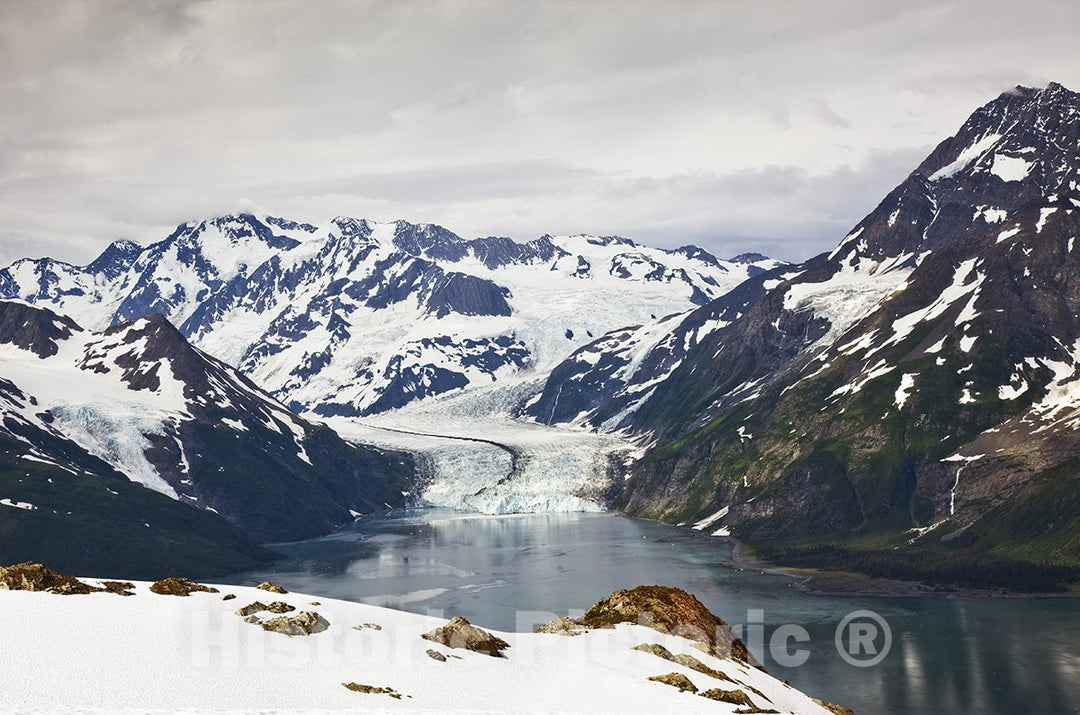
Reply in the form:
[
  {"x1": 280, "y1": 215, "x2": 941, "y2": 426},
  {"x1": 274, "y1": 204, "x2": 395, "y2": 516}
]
[{"x1": 226, "y1": 509, "x2": 1080, "y2": 714}]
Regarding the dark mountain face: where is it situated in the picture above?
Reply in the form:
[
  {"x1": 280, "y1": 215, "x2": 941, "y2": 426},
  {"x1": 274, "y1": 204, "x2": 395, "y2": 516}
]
[
  {"x1": 0, "y1": 301, "x2": 81, "y2": 358},
  {"x1": 85, "y1": 240, "x2": 142, "y2": 280},
  {"x1": 0, "y1": 301, "x2": 415, "y2": 577},
  {"x1": 533, "y1": 83, "x2": 1080, "y2": 590}
]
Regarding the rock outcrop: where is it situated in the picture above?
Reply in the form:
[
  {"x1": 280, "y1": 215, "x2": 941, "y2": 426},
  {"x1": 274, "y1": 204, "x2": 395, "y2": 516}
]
[
  {"x1": 542, "y1": 585, "x2": 759, "y2": 667},
  {"x1": 0, "y1": 562, "x2": 99, "y2": 595},
  {"x1": 421, "y1": 615, "x2": 509, "y2": 657},
  {"x1": 149, "y1": 578, "x2": 219, "y2": 596},
  {"x1": 647, "y1": 672, "x2": 698, "y2": 693},
  {"x1": 258, "y1": 611, "x2": 329, "y2": 636},
  {"x1": 632, "y1": 643, "x2": 736, "y2": 684},
  {"x1": 235, "y1": 601, "x2": 268, "y2": 617}
]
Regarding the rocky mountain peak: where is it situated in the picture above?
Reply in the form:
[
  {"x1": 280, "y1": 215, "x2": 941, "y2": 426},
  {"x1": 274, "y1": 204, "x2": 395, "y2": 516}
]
[
  {"x1": 824, "y1": 81, "x2": 1080, "y2": 270},
  {"x1": 0, "y1": 300, "x2": 81, "y2": 358},
  {"x1": 79, "y1": 313, "x2": 204, "y2": 393},
  {"x1": 85, "y1": 239, "x2": 142, "y2": 279}
]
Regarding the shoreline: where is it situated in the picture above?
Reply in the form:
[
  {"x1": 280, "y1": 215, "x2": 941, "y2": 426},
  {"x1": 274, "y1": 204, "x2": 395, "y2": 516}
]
[{"x1": 726, "y1": 539, "x2": 1077, "y2": 600}]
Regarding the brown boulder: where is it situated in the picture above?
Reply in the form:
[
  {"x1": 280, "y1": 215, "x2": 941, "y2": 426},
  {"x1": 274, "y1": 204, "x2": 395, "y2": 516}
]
[
  {"x1": 149, "y1": 578, "x2": 219, "y2": 597},
  {"x1": 0, "y1": 562, "x2": 100, "y2": 595},
  {"x1": 260, "y1": 611, "x2": 329, "y2": 636},
  {"x1": 647, "y1": 672, "x2": 698, "y2": 693},
  {"x1": 265, "y1": 601, "x2": 295, "y2": 614},
  {"x1": 235, "y1": 601, "x2": 268, "y2": 617},
  {"x1": 421, "y1": 616, "x2": 509, "y2": 657},
  {"x1": 256, "y1": 581, "x2": 288, "y2": 594}
]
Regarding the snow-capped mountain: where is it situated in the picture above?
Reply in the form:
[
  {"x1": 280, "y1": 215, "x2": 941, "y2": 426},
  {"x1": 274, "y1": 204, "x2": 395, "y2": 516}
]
[
  {"x1": 0, "y1": 218, "x2": 779, "y2": 418},
  {"x1": 0, "y1": 299, "x2": 412, "y2": 577},
  {"x1": 533, "y1": 82, "x2": 1080, "y2": 590}
]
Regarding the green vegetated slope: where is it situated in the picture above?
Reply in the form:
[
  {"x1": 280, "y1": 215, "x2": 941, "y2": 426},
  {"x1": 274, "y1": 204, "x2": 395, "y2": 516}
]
[{"x1": 615, "y1": 85, "x2": 1080, "y2": 591}]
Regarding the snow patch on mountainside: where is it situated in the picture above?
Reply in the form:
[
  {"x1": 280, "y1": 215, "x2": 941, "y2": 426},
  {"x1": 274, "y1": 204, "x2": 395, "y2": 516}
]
[{"x1": 929, "y1": 133, "x2": 1002, "y2": 181}]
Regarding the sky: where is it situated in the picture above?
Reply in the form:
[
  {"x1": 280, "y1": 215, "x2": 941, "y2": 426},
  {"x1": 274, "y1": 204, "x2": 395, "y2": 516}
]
[{"x1": 1, "y1": 0, "x2": 1079, "y2": 266}]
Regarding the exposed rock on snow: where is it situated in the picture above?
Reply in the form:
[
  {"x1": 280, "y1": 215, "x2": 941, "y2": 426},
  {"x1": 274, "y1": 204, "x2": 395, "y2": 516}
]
[
  {"x1": 567, "y1": 585, "x2": 759, "y2": 666},
  {"x1": 648, "y1": 672, "x2": 698, "y2": 692},
  {"x1": 341, "y1": 682, "x2": 406, "y2": 699},
  {"x1": 534, "y1": 616, "x2": 585, "y2": 636},
  {"x1": 259, "y1": 610, "x2": 330, "y2": 636},
  {"x1": 0, "y1": 577, "x2": 842, "y2": 713},
  {"x1": 633, "y1": 643, "x2": 736, "y2": 684},
  {"x1": 99, "y1": 580, "x2": 135, "y2": 597},
  {"x1": 149, "y1": 577, "x2": 219, "y2": 597},
  {"x1": 0, "y1": 562, "x2": 99, "y2": 595},
  {"x1": 264, "y1": 601, "x2": 296, "y2": 614},
  {"x1": 235, "y1": 601, "x2": 269, "y2": 617},
  {"x1": 698, "y1": 687, "x2": 756, "y2": 706},
  {"x1": 256, "y1": 580, "x2": 288, "y2": 594},
  {"x1": 353, "y1": 622, "x2": 382, "y2": 631},
  {"x1": 813, "y1": 700, "x2": 856, "y2": 715},
  {"x1": 421, "y1": 615, "x2": 510, "y2": 658}
]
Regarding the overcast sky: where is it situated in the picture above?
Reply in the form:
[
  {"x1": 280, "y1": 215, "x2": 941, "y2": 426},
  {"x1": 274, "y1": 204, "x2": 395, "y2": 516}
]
[{"x1": 1, "y1": 0, "x2": 1078, "y2": 265}]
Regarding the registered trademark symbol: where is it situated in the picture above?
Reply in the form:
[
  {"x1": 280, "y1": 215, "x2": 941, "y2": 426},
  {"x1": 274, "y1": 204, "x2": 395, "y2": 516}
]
[{"x1": 835, "y1": 609, "x2": 892, "y2": 667}]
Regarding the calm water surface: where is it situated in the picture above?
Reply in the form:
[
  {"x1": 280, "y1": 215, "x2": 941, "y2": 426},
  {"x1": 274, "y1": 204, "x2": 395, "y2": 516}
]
[{"x1": 224, "y1": 509, "x2": 1080, "y2": 714}]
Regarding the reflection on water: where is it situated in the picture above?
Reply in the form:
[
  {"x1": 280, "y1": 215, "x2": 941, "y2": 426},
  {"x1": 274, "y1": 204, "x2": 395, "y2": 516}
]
[{"x1": 224, "y1": 509, "x2": 1080, "y2": 715}]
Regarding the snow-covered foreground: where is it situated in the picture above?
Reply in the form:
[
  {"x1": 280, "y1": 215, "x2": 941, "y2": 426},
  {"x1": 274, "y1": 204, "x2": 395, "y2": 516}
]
[{"x1": 0, "y1": 581, "x2": 835, "y2": 714}]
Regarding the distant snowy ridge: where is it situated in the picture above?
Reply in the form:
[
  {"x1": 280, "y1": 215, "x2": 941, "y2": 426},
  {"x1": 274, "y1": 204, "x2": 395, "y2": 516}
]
[
  {"x1": 0, "y1": 216, "x2": 780, "y2": 418},
  {"x1": 0, "y1": 216, "x2": 778, "y2": 517}
]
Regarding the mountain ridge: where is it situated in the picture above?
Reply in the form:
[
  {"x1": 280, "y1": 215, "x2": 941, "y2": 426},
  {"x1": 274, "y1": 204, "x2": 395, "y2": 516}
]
[
  {"x1": 531, "y1": 81, "x2": 1080, "y2": 590},
  {"x1": 0, "y1": 299, "x2": 414, "y2": 577}
]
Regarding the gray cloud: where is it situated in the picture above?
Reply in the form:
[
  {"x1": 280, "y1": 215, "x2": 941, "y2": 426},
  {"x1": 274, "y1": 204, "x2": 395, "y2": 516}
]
[{"x1": 1, "y1": 0, "x2": 1078, "y2": 265}]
